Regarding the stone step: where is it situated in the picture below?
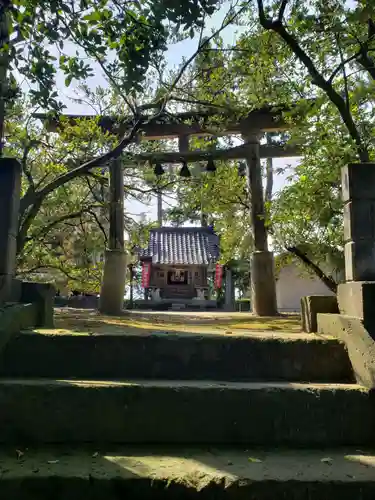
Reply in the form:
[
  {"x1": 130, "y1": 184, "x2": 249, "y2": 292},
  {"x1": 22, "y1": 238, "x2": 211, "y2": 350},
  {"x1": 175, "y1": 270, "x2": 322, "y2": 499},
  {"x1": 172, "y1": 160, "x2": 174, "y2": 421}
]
[
  {"x1": 1, "y1": 447, "x2": 374, "y2": 500},
  {"x1": 0, "y1": 379, "x2": 373, "y2": 446},
  {"x1": 0, "y1": 330, "x2": 354, "y2": 382}
]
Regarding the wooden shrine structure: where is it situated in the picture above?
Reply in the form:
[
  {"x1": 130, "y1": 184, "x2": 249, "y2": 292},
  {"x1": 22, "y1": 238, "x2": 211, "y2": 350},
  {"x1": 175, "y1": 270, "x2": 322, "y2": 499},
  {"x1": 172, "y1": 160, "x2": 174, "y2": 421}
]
[
  {"x1": 36, "y1": 105, "x2": 301, "y2": 315},
  {"x1": 139, "y1": 226, "x2": 220, "y2": 303}
]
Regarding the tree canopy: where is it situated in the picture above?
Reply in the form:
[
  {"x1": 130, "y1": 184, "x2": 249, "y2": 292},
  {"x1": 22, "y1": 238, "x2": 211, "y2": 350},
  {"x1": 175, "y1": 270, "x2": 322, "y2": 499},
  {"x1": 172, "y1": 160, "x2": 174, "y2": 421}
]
[
  {"x1": 2, "y1": 0, "x2": 219, "y2": 111},
  {"x1": 158, "y1": 0, "x2": 375, "y2": 291}
]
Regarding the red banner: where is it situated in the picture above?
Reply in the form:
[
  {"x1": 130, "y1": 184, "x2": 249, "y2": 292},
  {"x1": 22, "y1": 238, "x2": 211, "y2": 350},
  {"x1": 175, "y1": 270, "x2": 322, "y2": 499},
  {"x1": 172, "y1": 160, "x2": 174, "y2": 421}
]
[
  {"x1": 214, "y1": 264, "x2": 223, "y2": 289},
  {"x1": 141, "y1": 262, "x2": 151, "y2": 288}
]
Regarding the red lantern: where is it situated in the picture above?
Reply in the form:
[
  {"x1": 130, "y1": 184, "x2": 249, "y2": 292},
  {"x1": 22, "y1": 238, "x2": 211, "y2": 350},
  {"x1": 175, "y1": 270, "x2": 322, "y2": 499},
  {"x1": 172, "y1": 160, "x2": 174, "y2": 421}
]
[
  {"x1": 214, "y1": 264, "x2": 223, "y2": 289},
  {"x1": 141, "y1": 262, "x2": 151, "y2": 288}
]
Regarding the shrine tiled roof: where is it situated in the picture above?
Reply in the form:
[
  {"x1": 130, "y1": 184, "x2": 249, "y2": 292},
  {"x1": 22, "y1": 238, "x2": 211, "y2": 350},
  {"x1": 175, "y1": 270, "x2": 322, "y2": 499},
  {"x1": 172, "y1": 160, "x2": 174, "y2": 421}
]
[{"x1": 139, "y1": 227, "x2": 220, "y2": 265}]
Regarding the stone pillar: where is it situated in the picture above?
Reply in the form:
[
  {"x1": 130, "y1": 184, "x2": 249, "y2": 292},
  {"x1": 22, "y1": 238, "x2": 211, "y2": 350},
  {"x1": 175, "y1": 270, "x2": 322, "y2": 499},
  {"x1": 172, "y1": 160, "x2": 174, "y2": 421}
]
[
  {"x1": 99, "y1": 157, "x2": 126, "y2": 315},
  {"x1": 243, "y1": 133, "x2": 277, "y2": 316},
  {"x1": 224, "y1": 267, "x2": 235, "y2": 311},
  {"x1": 0, "y1": 158, "x2": 21, "y2": 303},
  {"x1": 337, "y1": 163, "x2": 375, "y2": 321}
]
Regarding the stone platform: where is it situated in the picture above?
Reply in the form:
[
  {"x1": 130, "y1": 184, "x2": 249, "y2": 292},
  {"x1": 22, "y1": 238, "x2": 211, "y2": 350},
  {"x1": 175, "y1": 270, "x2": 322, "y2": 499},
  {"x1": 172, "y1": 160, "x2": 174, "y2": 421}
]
[{"x1": 132, "y1": 298, "x2": 219, "y2": 311}]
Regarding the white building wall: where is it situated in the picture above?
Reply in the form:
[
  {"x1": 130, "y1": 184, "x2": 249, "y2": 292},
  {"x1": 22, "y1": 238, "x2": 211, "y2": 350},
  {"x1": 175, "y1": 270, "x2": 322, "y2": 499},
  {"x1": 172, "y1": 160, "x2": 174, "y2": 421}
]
[{"x1": 276, "y1": 263, "x2": 335, "y2": 312}]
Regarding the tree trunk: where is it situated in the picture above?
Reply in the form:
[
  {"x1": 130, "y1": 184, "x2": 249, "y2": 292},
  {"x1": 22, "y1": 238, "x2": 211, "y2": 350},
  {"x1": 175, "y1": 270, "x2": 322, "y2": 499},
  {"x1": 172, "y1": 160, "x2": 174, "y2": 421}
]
[{"x1": 99, "y1": 158, "x2": 127, "y2": 315}]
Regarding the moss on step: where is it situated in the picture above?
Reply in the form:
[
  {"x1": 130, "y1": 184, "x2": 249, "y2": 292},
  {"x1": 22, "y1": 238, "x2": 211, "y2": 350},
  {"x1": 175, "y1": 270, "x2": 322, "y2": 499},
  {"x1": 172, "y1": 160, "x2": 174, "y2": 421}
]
[
  {"x1": 0, "y1": 328, "x2": 354, "y2": 383},
  {"x1": 0, "y1": 379, "x2": 373, "y2": 446},
  {"x1": 50, "y1": 307, "x2": 302, "y2": 336}
]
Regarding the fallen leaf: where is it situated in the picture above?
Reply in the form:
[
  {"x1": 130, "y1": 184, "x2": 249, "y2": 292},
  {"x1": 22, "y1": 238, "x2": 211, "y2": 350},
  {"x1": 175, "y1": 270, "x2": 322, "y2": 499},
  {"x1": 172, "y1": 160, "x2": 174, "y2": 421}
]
[
  {"x1": 92, "y1": 452, "x2": 99, "y2": 458},
  {"x1": 321, "y1": 457, "x2": 333, "y2": 465},
  {"x1": 248, "y1": 457, "x2": 263, "y2": 463}
]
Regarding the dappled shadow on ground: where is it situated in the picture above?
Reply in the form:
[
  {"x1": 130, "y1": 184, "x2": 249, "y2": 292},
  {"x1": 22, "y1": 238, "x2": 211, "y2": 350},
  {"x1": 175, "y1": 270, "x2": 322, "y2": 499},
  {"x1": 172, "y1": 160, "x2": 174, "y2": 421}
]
[{"x1": 45, "y1": 307, "x2": 302, "y2": 336}]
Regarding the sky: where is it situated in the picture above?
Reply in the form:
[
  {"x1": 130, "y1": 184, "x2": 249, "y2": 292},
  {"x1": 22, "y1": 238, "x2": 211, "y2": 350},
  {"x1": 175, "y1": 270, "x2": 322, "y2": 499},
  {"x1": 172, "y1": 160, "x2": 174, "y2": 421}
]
[{"x1": 57, "y1": 2, "x2": 300, "y2": 225}]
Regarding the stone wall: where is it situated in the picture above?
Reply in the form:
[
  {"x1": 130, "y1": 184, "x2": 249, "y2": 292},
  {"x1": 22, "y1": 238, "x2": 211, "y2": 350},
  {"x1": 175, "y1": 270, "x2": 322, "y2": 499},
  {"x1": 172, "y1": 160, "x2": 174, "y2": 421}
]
[{"x1": 277, "y1": 263, "x2": 335, "y2": 312}]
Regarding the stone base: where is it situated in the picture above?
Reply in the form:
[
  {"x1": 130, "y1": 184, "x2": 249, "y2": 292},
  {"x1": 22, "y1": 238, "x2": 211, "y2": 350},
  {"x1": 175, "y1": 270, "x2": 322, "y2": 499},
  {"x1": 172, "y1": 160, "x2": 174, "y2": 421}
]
[
  {"x1": 0, "y1": 279, "x2": 55, "y2": 328},
  {"x1": 337, "y1": 281, "x2": 375, "y2": 323},
  {"x1": 0, "y1": 274, "x2": 14, "y2": 303},
  {"x1": 318, "y1": 313, "x2": 375, "y2": 388},
  {"x1": 99, "y1": 249, "x2": 126, "y2": 315},
  {"x1": 301, "y1": 295, "x2": 339, "y2": 333},
  {"x1": 251, "y1": 251, "x2": 277, "y2": 316},
  {"x1": 20, "y1": 281, "x2": 55, "y2": 327},
  {"x1": 128, "y1": 299, "x2": 218, "y2": 311},
  {"x1": 0, "y1": 303, "x2": 39, "y2": 352}
]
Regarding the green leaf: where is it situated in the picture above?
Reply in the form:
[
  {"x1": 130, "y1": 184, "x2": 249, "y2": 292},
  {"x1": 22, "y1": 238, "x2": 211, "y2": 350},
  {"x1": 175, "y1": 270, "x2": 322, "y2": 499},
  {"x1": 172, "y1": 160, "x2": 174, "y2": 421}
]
[
  {"x1": 83, "y1": 11, "x2": 102, "y2": 22},
  {"x1": 65, "y1": 75, "x2": 73, "y2": 87}
]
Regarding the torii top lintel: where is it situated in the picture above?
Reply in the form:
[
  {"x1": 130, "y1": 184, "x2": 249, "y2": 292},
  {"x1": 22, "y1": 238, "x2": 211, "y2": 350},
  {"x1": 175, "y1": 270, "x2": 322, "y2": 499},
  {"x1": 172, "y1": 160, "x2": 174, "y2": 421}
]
[{"x1": 33, "y1": 105, "x2": 292, "y2": 141}]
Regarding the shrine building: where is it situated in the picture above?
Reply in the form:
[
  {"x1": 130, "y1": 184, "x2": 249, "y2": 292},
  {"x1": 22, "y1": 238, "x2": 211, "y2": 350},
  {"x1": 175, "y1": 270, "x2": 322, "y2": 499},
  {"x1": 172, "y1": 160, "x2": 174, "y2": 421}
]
[{"x1": 139, "y1": 226, "x2": 220, "y2": 302}]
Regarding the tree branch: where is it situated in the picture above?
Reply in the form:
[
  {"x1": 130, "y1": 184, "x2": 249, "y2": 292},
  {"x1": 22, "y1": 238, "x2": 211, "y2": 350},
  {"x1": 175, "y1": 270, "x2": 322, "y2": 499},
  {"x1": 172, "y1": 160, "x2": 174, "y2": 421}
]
[
  {"x1": 20, "y1": 141, "x2": 36, "y2": 190},
  {"x1": 17, "y1": 263, "x2": 78, "y2": 282},
  {"x1": 256, "y1": 0, "x2": 369, "y2": 162},
  {"x1": 18, "y1": 118, "x2": 143, "y2": 218},
  {"x1": 25, "y1": 204, "x2": 104, "y2": 244},
  {"x1": 278, "y1": 0, "x2": 289, "y2": 22},
  {"x1": 88, "y1": 209, "x2": 108, "y2": 245},
  {"x1": 335, "y1": 32, "x2": 350, "y2": 111},
  {"x1": 328, "y1": 52, "x2": 359, "y2": 84},
  {"x1": 162, "y1": 0, "x2": 252, "y2": 105}
]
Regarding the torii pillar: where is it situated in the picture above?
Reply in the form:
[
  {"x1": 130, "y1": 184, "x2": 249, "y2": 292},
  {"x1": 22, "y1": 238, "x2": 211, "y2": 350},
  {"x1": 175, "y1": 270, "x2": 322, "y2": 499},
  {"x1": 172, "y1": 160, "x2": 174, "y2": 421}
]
[
  {"x1": 243, "y1": 132, "x2": 278, "y2": 316},
  {"x1": 99, "y1": 157, "x2": 127, "y2": 315}
]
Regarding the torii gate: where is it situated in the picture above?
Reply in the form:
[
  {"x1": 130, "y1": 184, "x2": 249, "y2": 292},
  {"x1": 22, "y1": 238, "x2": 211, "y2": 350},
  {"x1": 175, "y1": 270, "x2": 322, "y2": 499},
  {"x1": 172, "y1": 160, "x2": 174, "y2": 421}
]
[{"x1": 36, "y1": 106, "x2": 300, "y2": 316}]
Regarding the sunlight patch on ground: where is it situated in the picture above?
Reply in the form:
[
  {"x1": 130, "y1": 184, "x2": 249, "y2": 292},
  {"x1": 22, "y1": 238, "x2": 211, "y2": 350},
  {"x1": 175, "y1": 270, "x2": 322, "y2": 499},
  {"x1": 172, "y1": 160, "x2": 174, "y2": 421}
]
[{"x1": 33, "y1": 308, "x2": 302, "y2": 336}]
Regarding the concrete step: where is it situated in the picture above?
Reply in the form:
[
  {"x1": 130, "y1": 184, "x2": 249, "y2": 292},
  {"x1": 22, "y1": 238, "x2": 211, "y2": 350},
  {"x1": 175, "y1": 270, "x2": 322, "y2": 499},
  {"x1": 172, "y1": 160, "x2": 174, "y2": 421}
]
[
  {"x1": 0, "y1": 379, "x2": 373, "y2": 446},
  {"x1": 1, "y1": 447, "x2": 375, "y2": 499},
  {"x1": 0, "y1": 330, "x2": 354, "y2": 382}
]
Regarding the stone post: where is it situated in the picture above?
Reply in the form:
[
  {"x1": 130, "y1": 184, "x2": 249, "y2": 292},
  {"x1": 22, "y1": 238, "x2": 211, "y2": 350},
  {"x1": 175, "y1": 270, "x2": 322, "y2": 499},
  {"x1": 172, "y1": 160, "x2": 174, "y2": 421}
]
[
  {"x1": 157, "y1": 189, "x2": 163, "y2": 227},
  {"x1": 224, "y1": 267, "x2": 235, "y2": 311},
  {"x1": 337, "y1": 163, "x2": 375, "y2": 321},
  {"x1": 0, "y1": 158, "x2": 21, "y2": 303},
  {"x1": 242, "y1": 133, "x2": 277, "y2": 316},
  {"x1": 99, "y1": 157, "x2": 127, "y2": 315}
]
